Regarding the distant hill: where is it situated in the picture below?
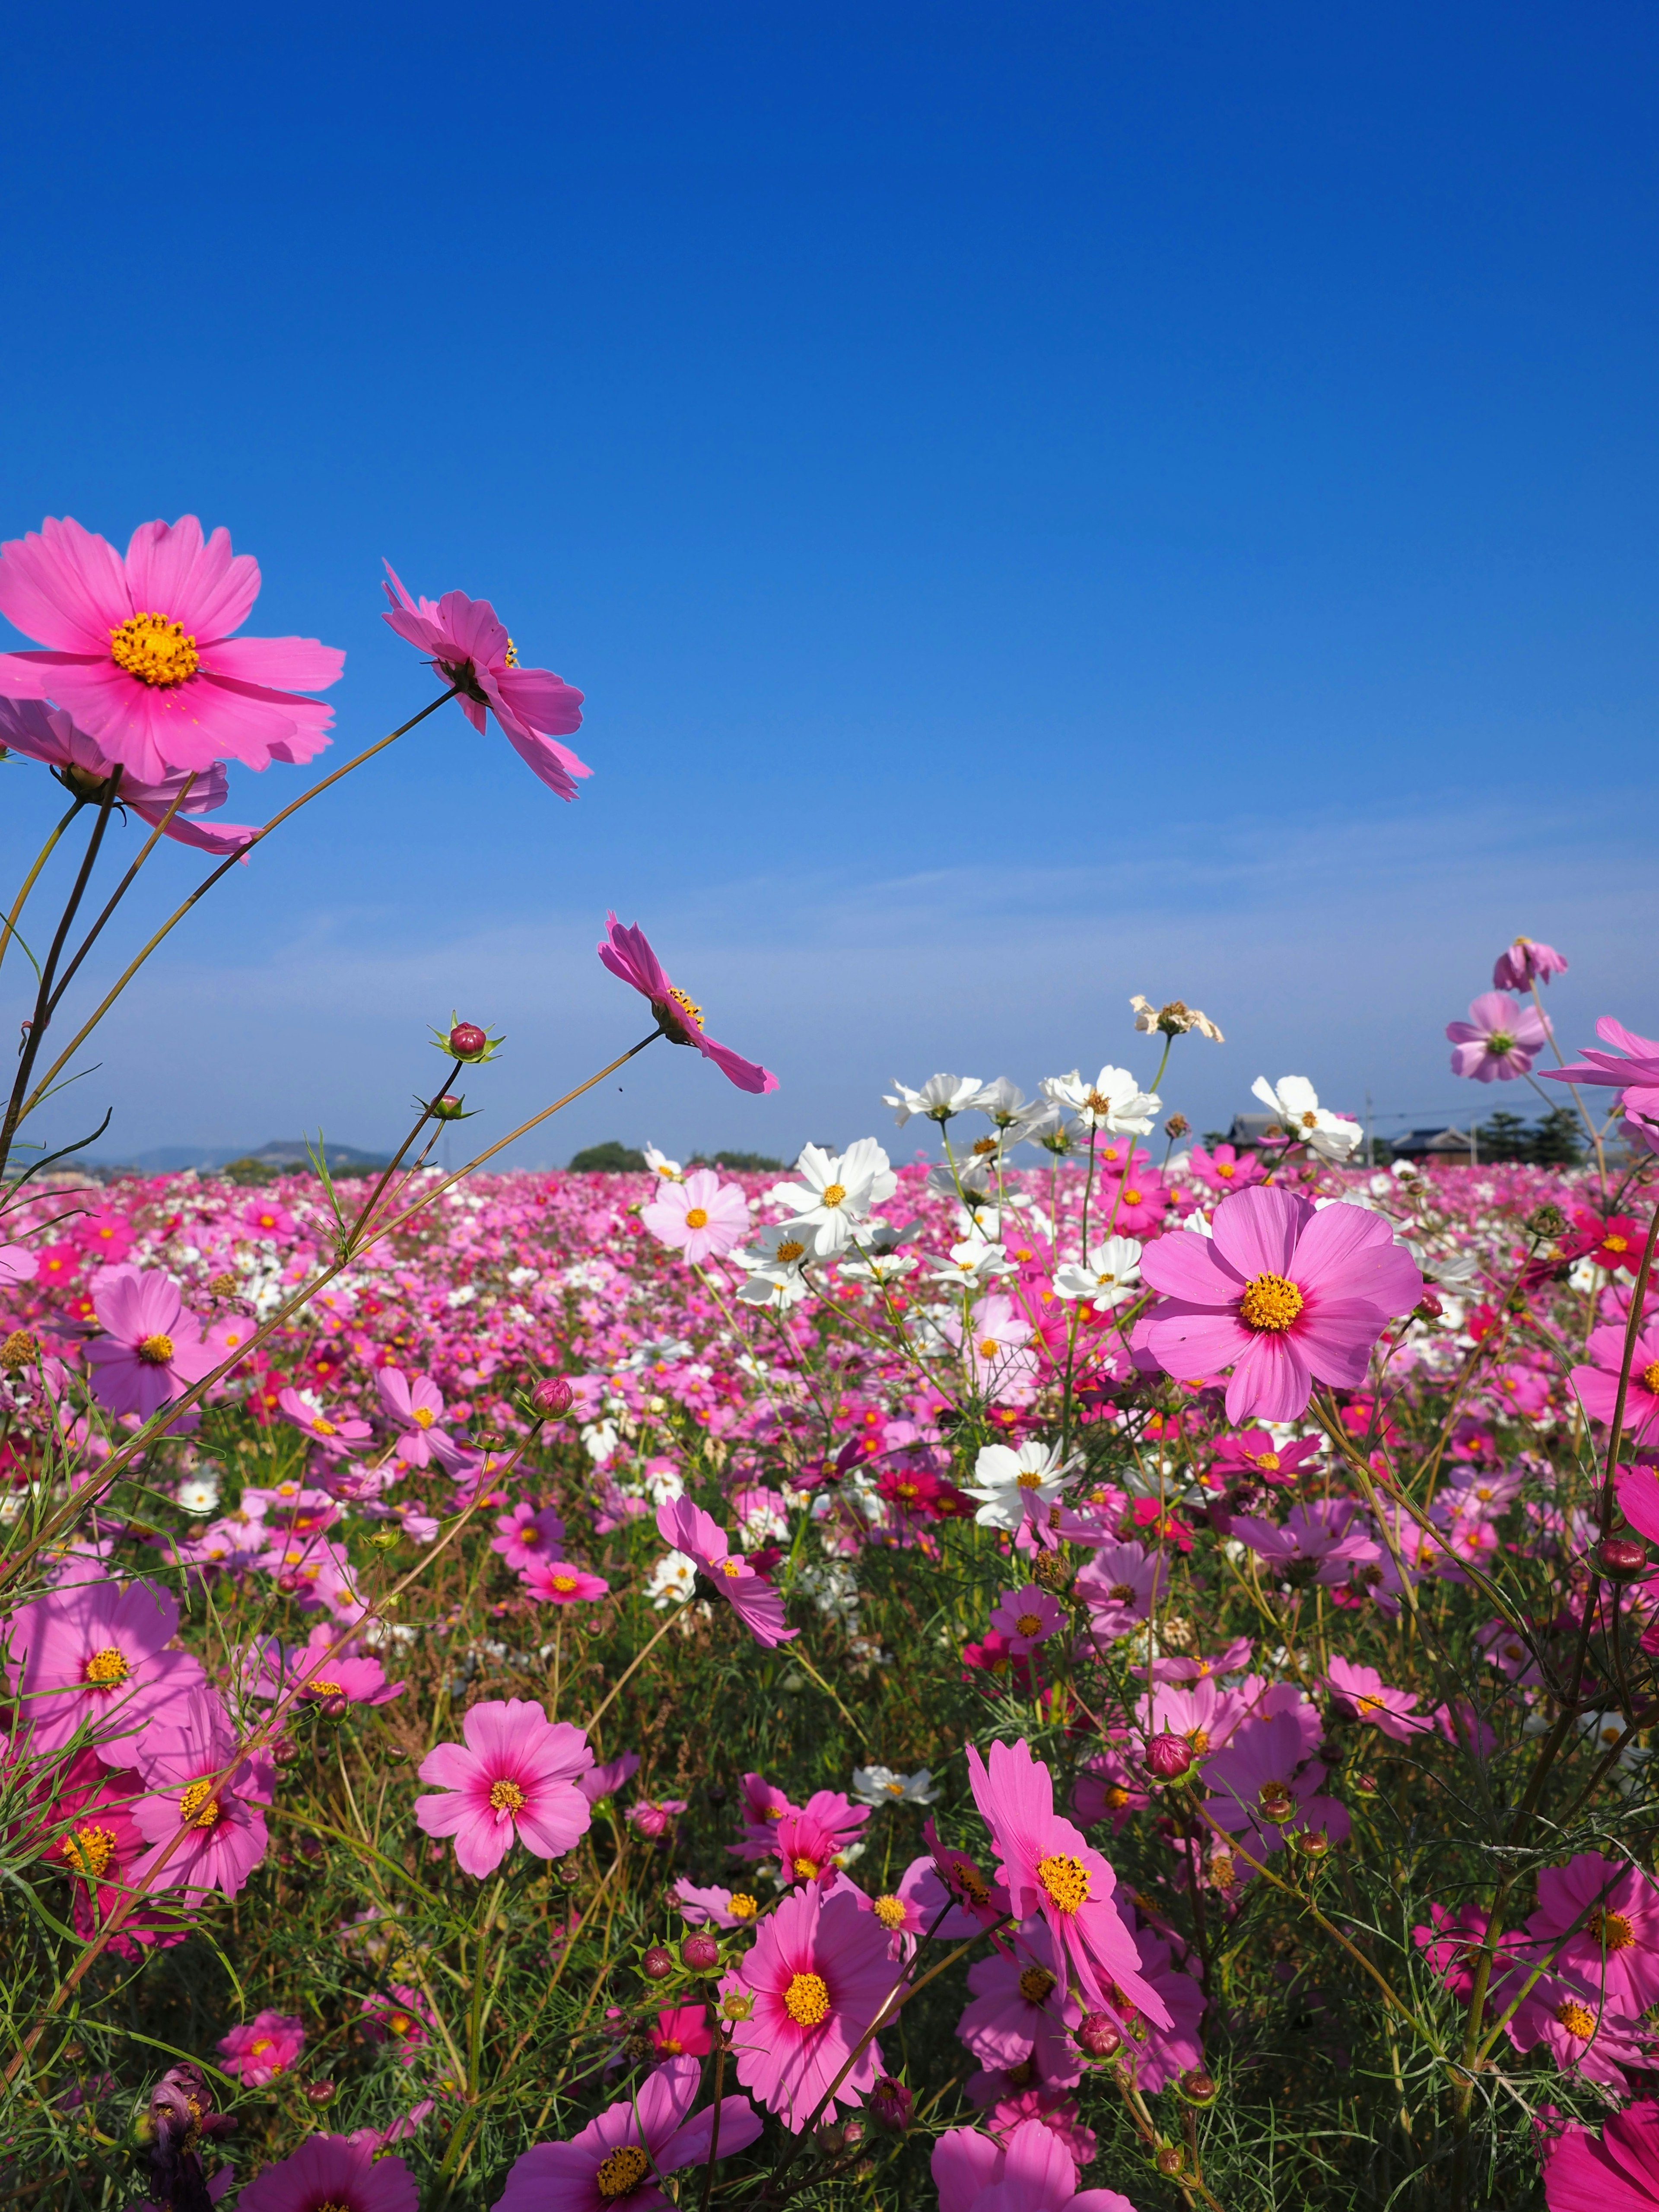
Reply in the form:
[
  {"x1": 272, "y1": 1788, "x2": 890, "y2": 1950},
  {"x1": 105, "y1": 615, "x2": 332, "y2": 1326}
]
[{"x1": 92, "y1": 1139, "x2": 391, "y2": 1174}]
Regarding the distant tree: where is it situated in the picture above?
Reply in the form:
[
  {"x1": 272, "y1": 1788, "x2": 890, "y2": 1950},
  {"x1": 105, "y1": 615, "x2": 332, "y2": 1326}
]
[
  {"x1": 1528, "y1": 1105, "x2": 1585, "y2": 1167},
  {"x1": 569, "y1": 1141, "x2": 647, "y2": 1173},
  {"x1": 1475, "y1": 1111, "x2": 1532, "y2": 1163},
  {"x1": 1369, "y1": 1134, "x2": 1395, "y2": 1167},
  {"x1": 220, "y1": 1156, "x2": 280, "y2": 1186},
  {"x1": 1201, "y1": 1131, "x2": 1229, "y2": 1149},
  {"x1": 688, "y1": 1149, "x2": 787, "y2": 1173}
]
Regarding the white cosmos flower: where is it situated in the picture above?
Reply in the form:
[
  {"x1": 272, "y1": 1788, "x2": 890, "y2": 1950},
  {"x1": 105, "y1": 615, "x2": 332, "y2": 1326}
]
[
  {"x1": 927, "y1": 1156, "x2": 992, "y2": 1199},
  {"x1": 1040, "y1": 1066, "x2": 1161, "y2": 1135},
  {"x1": 1052, "y1": 1234, "x2": 1143, "y2": 1312},
  {"x1": 836, "y1": 1250, "x2": 918, "y2": 1287},
  {"x1": 925, "y1": 1236, "x2": 1017, "y2": 1288},
  {"x1": 850, "y1": 1764, "x2": 941, "y2": 1808},
  {"x1": 969, "y1": 1077, "x2": 1034, "y2": 1126},
  {"x1": 768, "y1": 1139, "x2": 898, "y2": 1257},
  {"x1": 1250, "y1": 1075, "x2": 1363, "y2": 1163},
  {"x1": 643, "y1": 1143, "x2": 683, "y2": 1182},
  {"x1": 962, "y1": 1437, "x2": 1080, "y2": 1530},
  {"x1": 733, "y1": 1220, "x2": 814, "y2": 1306},
  {"x1": 647, "y1": 1551, "x2": 697, "y2": 1608},
  {"x1": 882, "y1": 1073, "x2": 984, "y2": 1126}
]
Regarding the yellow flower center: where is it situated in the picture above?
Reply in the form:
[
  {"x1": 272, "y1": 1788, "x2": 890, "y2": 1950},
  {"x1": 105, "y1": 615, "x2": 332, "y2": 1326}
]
[
  {"x1": 504, "y1": 639, "x2": 520, "y2": 667},
  {"x1": 552, "y1": 1574, "x2": 578, "y2": 1593},
  {"x1": 728, "y1": 1893, "x2": 758, "y2": 1919},
  {"x1": 1355, "y1": 1695, "x2": 1381, "y2": 1716},
  {"x1": 720, "y1": 1557, "x2": 743, "y2": 1578},
  {"x1": 178, "y1": 1780, "x2": 222, "y2": 1827},
  {"x1": 1643, "y1": 1361, "x2": 1659, "y2": 1395},
  {"x1": 873, "y1": 1894, "x2": 908, "y2": 1929},
  {"x1": 1586, "y1": 1907, "x2": 1637, "y2": 1951},
  {"x1": 684, "y1": 1207, "x2": 709, "y2": 1230},
  {"x1": 791, "y1": 1854, "x2": 821, "y2": 1880},
  {"x1": 413, "y1": 1406, "x2": 435, "y2": 1427},
  {"x1": 137, "y1": 1333, "x2": 175, "y2": 1366},
  {"x1": 306, "y1": 1679, "x2": 344, "y2": 1697},
  {"x1": 83, "y1": 1646, "x2": 130, "y2": 1687},
  {"x1": 1108, "y1": 1582, "x2": 1135, "y2": 1603},
  {"x1": 978, "y1": 1338, "x2": 1001, "y2": 1358},
  {"x1": 315, "y1": 2202, "x2": 351, "y2": 2212},
  {"x1": 821, "y1": 1183, "x2": 847, "y2": 1208},
  {"x1": 248, "y1": 2037, "x2": 273, "y2": 2057},
  {"x1": 489, "y1": 1778, "x2": 526, "y2": 1815},
  {"x1": 1084, "y1": 1089, "x2": 1112, "y2": 1114},
  {"x1": 1018, "y1": 1964, "x2": 1057, "y2": 2003},
  {"x1": 1217, "y1": 1163, "x2": 1235, "y2": 1179},
  {"x1": 1185, "y1": 1729, "x2": 1211, "y2": 1755},
  {"x1": 776, "y1": 1239, "x2": 806, "y2": 1264},
  {"x1": 312, "y1": 1415, "x2": 337, "y2": 1435},
  {"x1": 387, "y1": 2011, "x2": 413, "y2": 2035},
  {"x1": 1037, "y1": 1853, "x2": 1092, "y2": 1913},
  {"x1": 64, "y1": 1823, "x2": 118, "y2": 1878},
  {"x1": 109, "y1": 611, "x2": 199, "y2": 687},
  {"x1": 1015, "y1": 1612, "x2": 1043, "y2": 1637},
  {"x1": 1606, "y1": 1232, "x2": 1630, "y2": 1252},
  {"x1": 1105, "y1": 1785, "x2": 1131, "y2": 1809},
  {"x1": 1239, "y1": 1273, "x2": 1304, "y2": 1332},
  {"x1": 1123, "y1": 1187, "x2": 1142, "y2": 1205},
  {"x1": 784, "y1": 1970, "x2": 831, "y2": 2026},
  {"x1": 1555, "y1": 1999, "x2": 1597, "y2": 2038},
  {"x1": 593, "y1": 2143, "x2": 651, "y2": 2199},
  {"x1": 1016, "y1": 1470, "x2": 1044, "y2": 1489},
  {"x1": 667, "y1": 985, "x2": 704, "y2": 1029}
]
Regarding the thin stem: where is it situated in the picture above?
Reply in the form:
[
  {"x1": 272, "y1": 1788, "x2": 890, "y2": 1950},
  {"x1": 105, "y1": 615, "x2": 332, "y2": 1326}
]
[
  {"x1": 41, "y1": 775, "x2": 198, "y2": 1023},
  {"x1": 0, "y1": 801, "x2": 82, "y2": 984}
]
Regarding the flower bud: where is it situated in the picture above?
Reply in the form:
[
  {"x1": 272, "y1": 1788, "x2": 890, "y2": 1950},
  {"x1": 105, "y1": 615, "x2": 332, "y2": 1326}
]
[
  {"x1": 869, "y1": 2076, "x2": 914, "y2": 2131},
  {"x1": 449, "y1": 1021, "x2": 489, "y2": 1060},
  {"x1": 1076, "y1": 2011, "x2": 1123, "y2": 2059},
  {"x1": 641, "y1": 1945, "x2": 674, "y2": 1981},
  {"x1": 1178, "y1": 2069, "x2": 1218, "y2": 2105},
  {"x1": 532, "y1": 1376, "x2": 575, "y2": 1419},
  {"x1": 1526, "y1": 1201, "x2": 1568, "y2": 1240},
  {"x1": 305, "y1": 2079, "x2": 336, "y2": 2105},
  {"x1": 1144, "y1": 1732, "x2": 1195, "y2": 1781},
  {"x1": 432, "y1": 1094, "x2": 467, "y2": 1121},
  {"x1": 1414, "y1": 1290, "x2": 1444, "y2": 1321},
  {"x1": 319, "y1": 1694, "x2": 351, "y2": 1720},
  {"x1": 680, "y1": 1932, "x2": 720, "y2": 1971},
  {"x1": 1154, "y1": 2144, "x2": 1186, "y2": 2177},
  {"x1": 1598, "y1": 1537, "x2": 1649, "y2": 1583},
  {"x1": 1292, "y1": 1825, "x2": 1330, "y2": 1860}
]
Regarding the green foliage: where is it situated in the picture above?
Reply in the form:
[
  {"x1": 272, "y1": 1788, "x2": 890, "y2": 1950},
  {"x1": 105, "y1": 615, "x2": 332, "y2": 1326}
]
[{"x1": 567, "y1": 1141, "x2": 647, "y2": 1172}]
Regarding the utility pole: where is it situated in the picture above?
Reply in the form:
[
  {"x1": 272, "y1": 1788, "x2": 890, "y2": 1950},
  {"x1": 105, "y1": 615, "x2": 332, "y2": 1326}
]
[
  {"x1": 1470, "y1": 1119, "x2": 1479, "y2": 1167},
  {"x1": 1365, "y1": 1089, "x2": 1374, "y2": 1168}
]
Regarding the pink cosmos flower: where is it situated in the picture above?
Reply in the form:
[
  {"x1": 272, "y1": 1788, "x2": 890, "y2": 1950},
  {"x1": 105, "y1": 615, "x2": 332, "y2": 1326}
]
[
  {"x1": 772, "y1": 1808, "x2": 847, "y2": 1887},
  {"x1": 625, "y1": 1797, "x2": 688, "y2": 1841},
  {"x1": 648, "y1": 2003, "x2": 713, "y2": 2059},
  {"x1": 492, "y1": 1502, "x2": 568, "y2": 1573},
  {"x1": 1526, "y1": 1852, "x2": 1659, "y2": 2018},
  {"x1": 1209, "y1": 1431, "x2": 1321, "y2": 1486},
  {"x1": 923, "y1": 1818, "x2": 1013, "y2": 1932},
  {"x1": 642, "y1": 1168, "x2": 751, "y2": 1262},
  {"x1": 1187, "y1": 1141, "x2": 1265, "y2": 1194},
  {"x1": 359, "y1": 1985, "x2": 435, "y2": 2065},
  {"x1": 932, "y1": 2118, "x2": 1137, "y2": 2212},
  {"x1": 0, "y1": 698, "x2": 259, "y2": 856},
  {"x1": 218, "y1": 2009, "x2": 305, "y2": 2087},
  {"x1": 1323, "y1": 1655, "x2": 1431, "y2": 1741},
  {"x1": 655, "y1": 1496, "x2": 797, "y2": 1646},
  {"x1": 1118, "y1": 1918, "x2": 1207, "y2": 2094},
  {"x1": 956, "y1": 1918, "x2": 1084, "y2": 2083},
  {"x1": 1201, "y1": 1711, "x2": 1347, "y2": 1862},
  {"x1": 1098, "y1": 1167, "x2": 1170, "y2": 1237},
  {"x1": 381, "y1": 562, "x2": 589, "y2": 800},
  {"x1": 0, "y1": 515, "x2": 342, "y2": 783},
  {"x1": 235, "y1": 2133, "x2": 416, "y2": 2212},
  {"x1": 675, "y1": 1878, "x2": 763, "y2": 1929},
  {"x1": 1413, "y1": 1901, "x2": 1526, "y2": 2001},
  {"x1": 1493, "y1": 935, "x2": 1569, "y2": 990},
  {"x1": 83, "y1": 1266, "x2": 220, "y2": 1420},
  {"x1": 580, "y1": 1751, "x2": 642, "y2": 1807},
  {"x1": 376, "y1": 1365, "x2": 451, "y2": 1465},
  {"x1": 1138, "y1": 1188, "x2": 1423, "y2": 1423},
  {"x1": 1542, "y1": 2099, "x2": 1659, "y2": 2211},
  {"x1": 719, "y1": 1881, "x2": 895, "y2": 2128},
  {"x1": 853, "y1": 1853, "x2": 966, "y2": 1957},
  {"x1": 1573, "y1": 1327, "x2": 1659, "y2": 1449},
  {"x1": 4, "y1": 1575, "x2": 207, "y2": 1758},
  {"x1": 493, "y1": 2053, "x2": 761, "y2": 2212},
  {"x1": 988, "y1": 1585, "x2": 1066, "y2": 1656},
  {"x1": 414, "y1": 1699, "x2": 593, "y2": 1878},
  {"x1": 38, "y1": 1751, "x2": 181, "y2": 1955},
  {"x1": 524, "y1": 1559, "x2": 611, "y2": 1605},
  {"x1": 1071, "y1": 1750, "x2": 1150, "y2": 1835},
  {"x1": 598, "y1": 914, "x2": 778, "y2": 1094},
  {"x1": 247, "y1": 1626, "x2": 404, "y2": 1709},
  {"x1": 1447, "y1": 991, "x2": 1551, "y2": 1082},
  {"x1": 0, "y1": 1240, "x2": 38, "y2": 1287},
  {"x1": 967, "y1": 1738, "x2": 1171, "y2": 2026},
  {"x1": 1073, "y1": 1542, "x2": 1166, "y2": 1641},
  {"x1": 131, "y1": 1688, "x2": 274, "y2": 1901},
  {"x1": 276, "y1": 1387, "x2": 372, "y2": 1456},
  {"x1": 1230, "y1": 1500, "x2": 1381, "y2": 1588},
  {"x1": 1504, "y1": 1973, "x2": 1652, "y2": 2090},
  {"x1": 1543, "y1": 1018, "x2": 1659, "y2": 1154}
]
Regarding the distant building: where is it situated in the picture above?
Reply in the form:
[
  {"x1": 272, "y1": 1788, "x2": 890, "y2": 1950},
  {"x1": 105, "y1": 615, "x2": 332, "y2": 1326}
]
[
  {"x1": 1387, "y1": 1125, "x2": 1476, "y2": 1165},
  {"x1": 1227, "y1": 1114, "x2": 1282, "y2": 1150}
]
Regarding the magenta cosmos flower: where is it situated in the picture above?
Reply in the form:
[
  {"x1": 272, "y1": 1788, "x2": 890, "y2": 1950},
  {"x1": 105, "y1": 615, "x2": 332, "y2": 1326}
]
[
  {"x1": 493, "y1": 2053, "x2": 762, "y2": 2212},
  {"x1": 523, "y1": 1558, "x2": 611, "y2": 1605},
  {"x1": 236, "y1": 2134, "x2": 417, "y2": 2212},
  {"x1": 719, "y1": 1881, "x2": 895, "y2": 2128},
  {"x1": 4, "y1": 1575, "x2": 206, "y2": 1758},
  {"x1": 83, "y1": 1265, "x2": 221, "y2": 1420},
  {"x1": 375, "y1": 1364, "x2": 452, "y2": 1465},
  {"x1": 1446, "y1": 990, "x2": 1550, "y2": 1082},
  {"x1": 1323, "y1": 1655, "x2": 1431, "y2": 1742},
  {"x1": 1542, "y1": 2100, "x2": 1659, "y2": 2212},
  {"x1": 1573, "y1": 1325, "x2": 1659, "y2": 1449},
  {"x1": 932, "y1": 2117, "x2": 1138, "y2": 2212},
  {"x1": 492, "y1": 1501, "x2": 568, "y2": 1574},
  {"x1": 218, "y1": 2009, "x2": 305, "y2": 2087},
  {"x1": 1494, "y1": 935, "x2": 1569, "y2": 990},
  {"x1": 0, "y1": 698, "x2": 259, "y2": 857},
  {"x1": 642, "y1": 1168, "x2": 751, "y2": 1263},
  {"x1": 414, "y1": 1699, "x2": 593, "y2": 1877},
  {"x1": 1545, "y1": 1016, "x2": 1659, "y2": 1155},
  {"x1": 1527, "y1": 1852, "x2": 1659, "y2": 2018},
  {"x1": 132, "y1": 1688, "x2": 274, "y2": 1901},
  {"x1": 966, "y1": 1738, "x2": 1170, "y2": 2027},
  {"x1": 599, "y1": 915, "x2": 778, "y2": 1094},
  {"x1": 1137, "y1": 1189, "x2": 1422, "y2": 1424},
  {"x1": 655, "y1": 1496, "x2": 797, "y2": 1646},
  {"x1": 0, "y1": 515, "x2": 342, "y2": 784},
  {"x1": 381, "y1": 563, "x2": 589, "y2": 800}
]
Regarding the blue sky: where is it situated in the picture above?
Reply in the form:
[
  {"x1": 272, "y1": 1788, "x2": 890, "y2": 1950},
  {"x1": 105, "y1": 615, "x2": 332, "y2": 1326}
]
[{"x1": 2, "y1": 3, "x2": 1654, "y2": 1169}]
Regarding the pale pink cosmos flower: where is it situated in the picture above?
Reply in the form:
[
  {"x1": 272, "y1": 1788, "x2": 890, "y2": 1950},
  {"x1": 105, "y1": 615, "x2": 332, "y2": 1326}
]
[
  {"x1": 1573, "y1": 1326, "x2": 1659, "y2": 1448},
  {"x1": 932, "y1": 2117, "x2": 1137, "y2": 2212},
  {"x1": 1323, "y1": 1655, "x2": 1431, "y2": 1742},
  {"x1": 493, "y1": 2053, "x2": 761, "y2": 2212},
  {"x1": 655, "y1": 1496, "x2": 797, "y2": 1646},
  {"x1": 0, "y1": 1241, "x2": 38, "y2": 1287},
  {"x1": 966, "y1": 1738, "x2": 1171, "y2": 2026},
  {"x1": 276, "y1": 1387, "x2": 372, "y2": 1456},
  {"x1": 217, "y1": 2009, "x2": 304, "y2": 2087},
  {"x1": 381, "y1": 563, "x2": 589, "y2": 800},
  {"x1": 235, "y1": 2133, "x2": 416, "y2": 2212},
  {"x1": 131, "y1": 1688, "x2": 274, "y2": 1901},
  {"x1": 1493, "y1": 936, "x2": 1569, "y2": 990},
  {"x1": 579, "y1": 1751, "x2": 642, "y2": 1807},
  {"x1": 0, "y1": 515, "x2": 342, "y2": 783},
  {"x1": 1446, "y1": 990, "x2": 1551, "y2": 1082},
  {"x1": 641, "y1": 1168, "x2": 751, "y2": 1263},
  {"x1": 0, "y1": 698, "x2": 259, "y2": 856},
  {"x1": 491, "y1": 1501, "x2": 568, "y2": 1573},
  {"x1": 988, "y1": 1585, "x2": 1066, "y2": 1655},
  {"x1": 83, "y1": 1266, "x2": 220, "y2": 1420},
  {"x1": 1072, "y1": 1542, "x2": 1166, "y2": 1641},
  {"x1": 3, "y1": 1575, "x2": 207, "y2": 1759},
  {"x1": 718, "y1": 1881, "x2": 894, "y2": 2127},
  {"x1": 376, "y1": 1365, "x2": 451, "y2": 1465},
  {"x1": 414, "y1": 1699, "x2": 593, "y2": 1878},
  {"x1": 523, "y1": 1559, "x2": 611, "y2": 1605},
  {"x1": 1229, "y1": 1500, "x2": 1381, "y2": 1588},
  {"x1": 1137, "y1": 1187, "x2": 1423, "y2": 1423},
  {"x1": 598, "y1": 914, "x2": 778, "y2": 1094},
  {"x1": 674, "y1": 1878, "x2": 763, "y2": 1930}
]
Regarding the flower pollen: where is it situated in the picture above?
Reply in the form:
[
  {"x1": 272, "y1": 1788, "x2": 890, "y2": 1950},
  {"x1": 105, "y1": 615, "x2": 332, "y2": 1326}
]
[
  {"x1": 683, "y1": 1206, "x2": 709, "y2": 1229},
  {"x1": 83, "y1": 1646, "x2": 130, "y2": 1687},
  {"x1": 489, "y1": 1777, "x2": 527, "y2": 1815},
  {"x1": 594, "y1": 2144, "x2": 651, "y2": 2199},
  {"x1": 784, "y1": 1969, "x2": 832, "y2": 2026},
  {"x1": 1556, "y1": 1999, "x2": 1597, "y2": 2038},
  {"x1": 178, "y1": 1780, "x2": 222, "y2": 1828},
  {"x1": 872, "y1": 1894, "x2": 908, "y2": 1929},
  {"x1": 137, "y1": 1333, "x2": 175, "y2": 1366},
  {"x1": 1037, "y1": 1852, "x2": 1092, "y2": 1913},
  {"x1": 1587, "y1": 1907, "x2": 1637, "y2": 1951},
  {"x1": 108, "y1": 612, "x2": 199, "y2": 687},
  {"x1": 1019, "y1": 1964, "x2": 1057, "y2": 2003},
  {"x1": 64, "y1": 1823, "x2": 118, "y2": 1878},
  {"x1": 1239, "y1": 1273, "x2": 1305, "y2": 1332},
  {"x1": 728, "y1": 1893, "x2": 758, "y2": 1920}
]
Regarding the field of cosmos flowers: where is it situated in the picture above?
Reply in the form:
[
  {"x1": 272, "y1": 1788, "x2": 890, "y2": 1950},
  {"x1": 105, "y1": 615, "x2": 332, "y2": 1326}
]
[{"x1": 0, "y1": 517, "x2": 1657, "y2": 2212}]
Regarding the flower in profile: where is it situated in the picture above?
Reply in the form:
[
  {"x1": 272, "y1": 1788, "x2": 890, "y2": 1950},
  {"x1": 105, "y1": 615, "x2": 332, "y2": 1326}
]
[
  {"x1": 381, "y1": 562, "x2": 588, "y2": 800},
  {"x1": 1130, "y1": 995, "x2": 1224, "y2": 1042},
  {"x1": 5, "y1": 1576, "x2": 207, "y2": 1758},
  {"x1": 0, "y1": 515, "x2": 342, "y2": 782},
  {"x1": 642, "y1": 1168, "x2": 750, "y2": 1263},
  {"x1": 1138, "y1": 1186, "x2": 1422, "y2": 1423},
  {"x1": 1040, "y1": 1066, "x2": 1160, "y2": 1135},
  {"x1": 1053, "y1": 1236, "x2": 1143, "y2": 1313},
  {"x1": 524, "y1": 1559, "x2": 611, "y2": 1605},
  {"x1": 719, "y1": 1882, "x2": 895, "y2": 2127},
  {"x1": 932, "y1": 2115, "x2": 1138, "y2": 2212},
  {"x1": 236, "y1": 2133, "x2": 417, "y2": 2212},
  {"x1": 1572, "y1": 1326, "x2": 1659, "y2": 1449},
  {"x1": 675, "y1": 1878, "x2": 762, "y2": 1929},
  {"x1": 655, "y1": 1496, "x2": 797, "y2": 1646},
  {"x1": 967, "y1": 1738, "x2": 1170, "y2": 2025},
  {"x1": 494, "y1": 2053, "x2": 761, "y2": 2211},
  {"x1": 962, "y1": 1439, "x2": 1079, "y2": 1534},
  {"x1": 276, "y1": 1387, "x2": 372, "y2": 1456},
  {"x1": 0, "y1": 699, "x2": 260, "y2": 856},
  {"x1": 883, "y1": 1074, "x2": 985, "y2": 1126},
  {"x1": 851, "y1": 1765, "x2": 941, "y2": 1808},
  {"x1": 1323, "y1": 1655, "x2": 1431, "y2": 1741},
  {"x1": 415, "y1": 1700, "x2": 593, "y2": 1878},
  {"x1": 598, "y1": 914, "x2": 777, "y2": 1093},
  {"x1": 1493, "y1": 936, "x2": 1569, "y2": 991},
  {"x1": 1541, "y1": 2098, "x2": 1659, "y2": 2210},
  {"x1": 131, "y1": 1688, "x2": 274, "y2": 1901},
  {"x1": 141, "y1": 2062, "x2": 236, "y2": 2212},
  {"x1": 1250, "y1": 1076, "x2": 1361, "y2": 1162},
  {"x1": 768, "y1": 1140, "x2": 897, "y2": 1255},
  {"x1": 1446, "y1": 991, "x2": 1550, "y2": 1082},
  {"x1": 83, "y1": 1265, "x2": 220, "y2": 1420},
  {"x1": 218, "y1": 2009, "x2": 305, "y2": 2088},
  {"x1": 1542, "y1": 1017, "x2": 1659, "y2": 1155},
  {"x1": 246, "y1": 1624, "x2": 404, "y2": 1709}
]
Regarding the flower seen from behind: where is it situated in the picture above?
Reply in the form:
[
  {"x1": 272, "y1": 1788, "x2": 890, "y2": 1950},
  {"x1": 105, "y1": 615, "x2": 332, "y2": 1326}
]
[{"x1": 597, "y1": 914, "x2": 777, "y2": 1093}]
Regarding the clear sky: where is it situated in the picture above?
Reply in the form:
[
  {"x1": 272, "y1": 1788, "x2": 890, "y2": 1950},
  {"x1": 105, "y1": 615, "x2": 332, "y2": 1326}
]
[{"x1": 2, "y1": 3, "x2": 1655, "y2": 1171}]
